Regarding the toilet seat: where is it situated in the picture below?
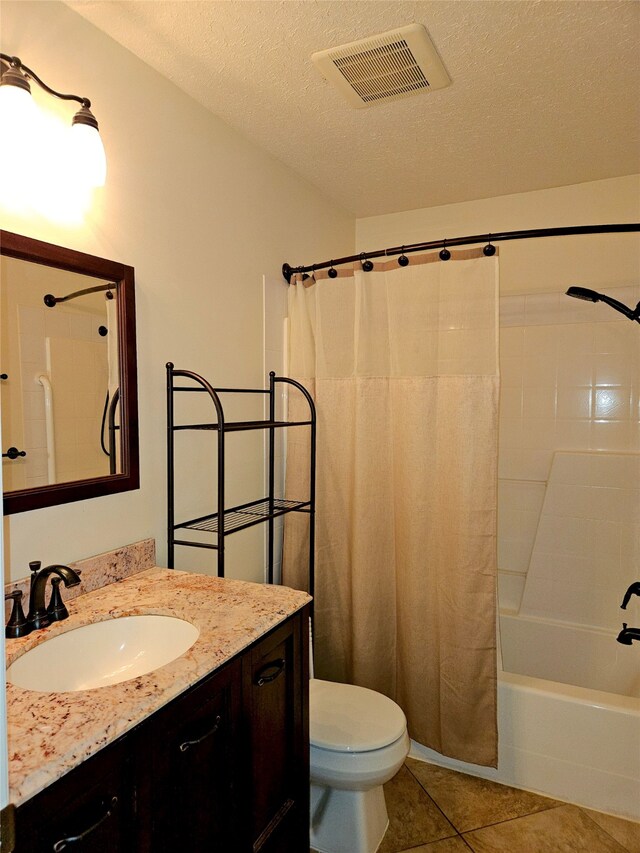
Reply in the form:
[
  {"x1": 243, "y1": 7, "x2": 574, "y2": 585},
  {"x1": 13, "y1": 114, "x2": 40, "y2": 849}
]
[{"x1": 310, "y1": 678, "x2": 407, "y2": 752}]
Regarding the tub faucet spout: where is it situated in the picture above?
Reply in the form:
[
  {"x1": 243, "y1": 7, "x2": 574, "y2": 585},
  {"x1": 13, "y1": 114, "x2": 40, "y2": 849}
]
[
  {"x1": 616, "y1": 623, "x2": 640, "y2": 645},
  {"x1": 620, "y1": 581, "x2": 640, "y2": 610}
]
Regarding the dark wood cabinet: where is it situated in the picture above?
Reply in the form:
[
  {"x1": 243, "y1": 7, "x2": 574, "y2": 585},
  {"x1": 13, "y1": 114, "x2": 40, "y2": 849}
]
[
  {"x1": 136, "y1": 658, "x2": 243, "y2": 852},
  {"x1": 14, "y1": 607, "x2": 309, "y2": 853},
  {"x1": 15, "y1": 737, "x2": 135, "y2": 852},
  {"x1": 246, "y1": 617, "x2": 309, "y2": 852}
]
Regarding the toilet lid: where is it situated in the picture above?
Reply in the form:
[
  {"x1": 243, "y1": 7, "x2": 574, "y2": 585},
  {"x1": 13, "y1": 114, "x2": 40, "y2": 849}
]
[{"x1": 310, "y1": 679, "x2": 407, "y2": 753}]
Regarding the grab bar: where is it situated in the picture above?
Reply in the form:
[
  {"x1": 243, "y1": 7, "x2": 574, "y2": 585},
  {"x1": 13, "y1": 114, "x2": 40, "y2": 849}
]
[{"x1": 38, "y1": 374, "x2": 56, "y2": 484}]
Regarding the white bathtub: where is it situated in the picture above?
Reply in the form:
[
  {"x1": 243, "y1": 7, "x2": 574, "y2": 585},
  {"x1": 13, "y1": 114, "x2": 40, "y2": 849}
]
[{"x1": 410, "y1": 612, "x2": 640, "y2": 821}]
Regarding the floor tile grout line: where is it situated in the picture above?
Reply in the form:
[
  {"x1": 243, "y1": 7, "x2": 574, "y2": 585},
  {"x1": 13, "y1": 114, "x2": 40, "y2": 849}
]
[
  {"x1": 404, "y1": 762, "x2": 462, "y2": 833},
  {"x1": 404, "y1": 760, "x2": 562, "y2": 834},
  {"x1": 576, "y1": 807, "x2": 635, "y2": 853},
  {"x1": 394, "y1": 830, "x2": 464, "y2": 852},
  {"x1": 458, "y1": 803, "x2": 570, "y2": 835}
]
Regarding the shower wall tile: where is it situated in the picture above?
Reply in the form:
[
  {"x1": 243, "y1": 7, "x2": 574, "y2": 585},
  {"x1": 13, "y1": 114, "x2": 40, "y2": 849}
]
[
  {"x1": 556, "y1": 352, "x2": 593, "y2": 386},
  {"x1": 591, "y1": 420, "x2": 633, "y2": 451},
  {"x1": 497, "y1": 571, "x2": 526, "y2": 612},
  {"x1": 47, "y1": 336, "x2": 109, "y2": 483},
  {"x1": 554, "y1": 418, "x2": 591, "y2": 448},
  {"x1": 18, "y1": 305, "x2": 44, "y2": 337},
  {"x1": 557, "y1": 324, "x2": 595, "y2": 355},
  {"x1": 22, "y1": 390, "x2": 45, "y2": 421},
  {"x1": 15, "y1": 302, "x2": 110, "y2": 487},
  {"x1": 22, "y1": 447, "x2": 47, "y2": 480},
  {"x1": 596, "y1": 354, "x2": 635, "y2": 386},
  {"x1": 44, "y1": 310, "x2": 71, "y2": 339},
  {"x1": 519, "y1": 451, "x2": 640, "y2": 630},
  {"x1": 498, "y1": 356, "x2": 523, "y2": 388},
  {"x1": 497, "y1": 288, "x2": 640, "y2": 594},
  {"x1": 556, "y1": 387, "x2": 591, "y2": 419},
  {"x1": 497, "y1": 480, "x2": 545, "y2": 574},
  {"x1": 68, "y1": 312, "x2": 93, "y2": 341},
  {"x1": 23, "y1": 419, "x2": 47, "y2": 450},
  {"x1": 499, "y1": 295, "x2": 525, "y2": 327},
  {"x1": 498, "y1": 388, "x2": 523, "y2": 419},
  {"x1": 595, "y1": 321, "x2": 636, "y2": 354},
  {"x1": 19, "y1": 334, "x2": 46, "y2": 364}
]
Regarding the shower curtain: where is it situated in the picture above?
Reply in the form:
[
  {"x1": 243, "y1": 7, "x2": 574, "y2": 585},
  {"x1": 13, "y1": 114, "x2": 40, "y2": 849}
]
[{"x1": 283, "y1": 248, "x2": 500, "y2": 767}]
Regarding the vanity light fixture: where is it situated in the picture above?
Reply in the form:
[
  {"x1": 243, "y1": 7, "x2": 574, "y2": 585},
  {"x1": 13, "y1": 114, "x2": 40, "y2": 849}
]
[{"x1": 0, "y1": 53, "x2": 107, "y2": 187}]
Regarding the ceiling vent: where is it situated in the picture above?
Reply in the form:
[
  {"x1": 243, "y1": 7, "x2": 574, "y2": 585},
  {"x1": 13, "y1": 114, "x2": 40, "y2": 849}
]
[{"x1": 312, "y1": 24, "x2": 450, "y2": 109}]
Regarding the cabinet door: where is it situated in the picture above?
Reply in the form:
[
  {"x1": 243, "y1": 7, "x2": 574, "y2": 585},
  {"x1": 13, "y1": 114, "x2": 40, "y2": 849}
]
[
  {"x1": 138, "y1": 657, "x2": 243, "y2": 852},
  {"x1": 15, "y1": 736, "x2": 134, "y2": 853},
  {"x1": 245, "y1": 611, "x2": 309, "y2": 853}
]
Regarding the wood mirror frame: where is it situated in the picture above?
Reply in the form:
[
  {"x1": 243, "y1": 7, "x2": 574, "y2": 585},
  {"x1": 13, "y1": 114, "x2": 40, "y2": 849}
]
[{"x1": 1, "y1": 230, "x2": 139, "y2": 514}]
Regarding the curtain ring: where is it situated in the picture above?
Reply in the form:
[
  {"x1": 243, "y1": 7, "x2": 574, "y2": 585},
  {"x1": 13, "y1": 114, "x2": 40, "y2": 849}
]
[
  {"x1": 398, "y1": 246, "x2": 409, "y2": 267},
  {"x1": 483, "y1": 235, "x2": 496, "y2": 256},
  {"x1": 360, "y1": 252, "x2": 374, "y2": 272},
  {"x1": 310, "y1": 264, "x2": 316, "y2": 282},
  {"x1": 328, "y1": 260, "x2": 338, "y2": 279},
  {"x1": 439, "y1": 239, "x2": 451, "y2": 261}
]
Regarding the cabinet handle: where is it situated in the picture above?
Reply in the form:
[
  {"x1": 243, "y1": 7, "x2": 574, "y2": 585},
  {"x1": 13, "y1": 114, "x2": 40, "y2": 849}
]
[
  {"x1": 179, "y1": 714, "x2": 222, "y2": 752},
  {"x1": 52, "y1": 796, "x2": 118, "y2": 851},
  {"x1": 254, "y1": 658, "x2": 286, "y2": 687}
]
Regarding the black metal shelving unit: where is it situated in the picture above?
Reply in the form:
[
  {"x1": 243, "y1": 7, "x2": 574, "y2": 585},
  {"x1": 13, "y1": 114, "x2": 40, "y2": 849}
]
[{"x1": 166, "y1": 363, "x2": 316, "y2": 587}]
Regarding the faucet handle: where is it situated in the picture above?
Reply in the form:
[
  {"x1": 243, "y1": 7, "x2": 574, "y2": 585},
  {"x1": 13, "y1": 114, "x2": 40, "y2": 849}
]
[
  {"x1": 4, "y1": 590, "x2": 30, "y2": 639},
  {"x1": 47, "y1": 578, "x2": 69, "y2": 622},
  {"x1": 29, "y1": 560, "x2": 41, "y2": 574}
]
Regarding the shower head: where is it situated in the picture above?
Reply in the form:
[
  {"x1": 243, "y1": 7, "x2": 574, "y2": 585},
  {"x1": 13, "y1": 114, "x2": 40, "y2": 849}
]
[
  {"x1": 566, "y1": 286, "x2": 599, "y2": 303},
  {"x1": 566, "y1": 287, "x2": 640, "y2": 323}
]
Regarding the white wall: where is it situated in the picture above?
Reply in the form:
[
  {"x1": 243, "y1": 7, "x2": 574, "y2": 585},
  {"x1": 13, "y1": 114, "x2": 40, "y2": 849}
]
[
  {"x1": 0, "y1": 1, "x2": 354, "y2": 583},
  {"x1": 358, "y1": 176, "x2": 640, "y2": 295}
]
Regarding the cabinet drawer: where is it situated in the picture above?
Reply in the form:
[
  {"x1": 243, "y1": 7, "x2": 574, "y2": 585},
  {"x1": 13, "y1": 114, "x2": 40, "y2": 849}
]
[{"x1": 15, "y1": 737, "x2": 134, "y2": 853}]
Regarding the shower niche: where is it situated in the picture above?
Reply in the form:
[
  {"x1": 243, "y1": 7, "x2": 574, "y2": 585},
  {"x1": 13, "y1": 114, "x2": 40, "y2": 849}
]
[{"x1": 0, "y1": 230, "x2": 139, "y2": 514}]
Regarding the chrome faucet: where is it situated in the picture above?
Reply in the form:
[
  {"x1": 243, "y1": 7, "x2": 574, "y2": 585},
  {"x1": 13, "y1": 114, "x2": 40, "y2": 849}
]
[
  {"x1": 620, "y1": 581, "x2": 640, "y2": 610},
  {"x1": 616, "y1": 623, "x2": 640, "y2": 646},
  {"x1": 26, "y1": 563, "x2": 81, "y2": 631}
]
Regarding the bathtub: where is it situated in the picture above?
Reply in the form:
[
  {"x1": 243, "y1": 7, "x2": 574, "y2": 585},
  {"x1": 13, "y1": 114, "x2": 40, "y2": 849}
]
[{"x1": 410, "y1": 611, "x2": 640, "y2": 821}]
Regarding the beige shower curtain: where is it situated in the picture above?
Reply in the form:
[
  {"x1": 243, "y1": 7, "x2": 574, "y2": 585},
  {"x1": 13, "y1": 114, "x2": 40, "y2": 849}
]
[{"x1": 283, "y1": 248, "x2": 499, "y2": 767}]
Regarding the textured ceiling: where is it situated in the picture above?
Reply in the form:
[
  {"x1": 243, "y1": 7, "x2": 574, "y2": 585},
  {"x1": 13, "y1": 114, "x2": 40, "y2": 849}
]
[{"x1": 66, "y1": 0, "x2": 640, "y2": 217}]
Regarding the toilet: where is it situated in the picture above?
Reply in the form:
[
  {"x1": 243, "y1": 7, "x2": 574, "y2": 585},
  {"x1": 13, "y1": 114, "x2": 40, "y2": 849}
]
[{"x1": 309, "y1": 678, "x2": 410, "y2": 853}]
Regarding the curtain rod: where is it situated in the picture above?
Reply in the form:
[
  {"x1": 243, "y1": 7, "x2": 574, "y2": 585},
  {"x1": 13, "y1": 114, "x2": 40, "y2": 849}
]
[{"x1": 282, "y1": 223, "x2": 640, "y2": 283}]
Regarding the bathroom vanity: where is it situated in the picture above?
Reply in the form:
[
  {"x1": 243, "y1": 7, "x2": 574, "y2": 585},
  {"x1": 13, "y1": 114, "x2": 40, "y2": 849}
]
[{"x1": 6, "y1": 565, "x2": 311, "y2": 852}]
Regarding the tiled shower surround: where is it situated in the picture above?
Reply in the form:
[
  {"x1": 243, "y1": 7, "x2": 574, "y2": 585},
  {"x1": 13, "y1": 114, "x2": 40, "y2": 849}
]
[{"x1": 497, "y1": 284, "x2": 640, "y2": 616}]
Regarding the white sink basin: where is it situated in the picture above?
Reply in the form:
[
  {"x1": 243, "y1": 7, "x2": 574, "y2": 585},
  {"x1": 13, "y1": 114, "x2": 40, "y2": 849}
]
[{"x1": 7, "y1": 615, "x2": 200, "y2": 692}]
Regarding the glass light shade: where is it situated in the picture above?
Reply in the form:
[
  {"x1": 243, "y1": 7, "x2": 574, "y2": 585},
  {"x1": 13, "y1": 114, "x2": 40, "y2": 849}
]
[
  {"x1": 0, "y1": 82, "x2": 40, "y2": 137},
  {"x1": 70, "y1": 121, "x2": 107, "y2": 187}
]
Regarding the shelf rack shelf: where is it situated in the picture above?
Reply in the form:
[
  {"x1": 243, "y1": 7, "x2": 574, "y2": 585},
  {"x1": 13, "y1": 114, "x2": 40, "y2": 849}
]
[{"x1": 166, "y1": 363, "x2": 316, "y2": 583}]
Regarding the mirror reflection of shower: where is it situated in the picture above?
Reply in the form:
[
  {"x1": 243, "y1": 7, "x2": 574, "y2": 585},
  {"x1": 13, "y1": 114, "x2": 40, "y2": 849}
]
[
  {"x1": 43, "y1": 282, "x2": 120, "y2": 476},
  {"x1": 103, "y1": 290, "x2": 120, "y2": 474},
  {"x1": 566, "y1": 286, "x2": 640, "y2": 323}
]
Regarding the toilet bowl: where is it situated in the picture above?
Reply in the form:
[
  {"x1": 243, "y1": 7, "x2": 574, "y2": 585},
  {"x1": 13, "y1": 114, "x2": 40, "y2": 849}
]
[{"x1": 309, "y1": 678, "x2": 410, "y2": 853}]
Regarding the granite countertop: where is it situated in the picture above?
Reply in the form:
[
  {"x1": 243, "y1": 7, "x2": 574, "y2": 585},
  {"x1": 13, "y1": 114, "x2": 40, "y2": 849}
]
[{"x1": 6, "y1": 567, "x2": 311, "y2": 805}]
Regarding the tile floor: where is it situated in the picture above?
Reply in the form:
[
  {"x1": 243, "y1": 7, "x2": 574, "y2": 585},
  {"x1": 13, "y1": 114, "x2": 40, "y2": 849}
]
[{"x1": 313, "y1": 758, "x2": 640, "y2": 853}]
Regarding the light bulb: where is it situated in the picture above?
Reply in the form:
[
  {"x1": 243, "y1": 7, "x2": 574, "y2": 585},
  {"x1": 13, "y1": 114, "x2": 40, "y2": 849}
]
[
  {"x1": 0, "y1": 80, "x2": 40, "y2": 137},
  {"x1": 70, "y1": 118, "x2": 107, "y2": 188},
  {"x1": 0, "y1": 73, "x2": 41, "y2": 207}
]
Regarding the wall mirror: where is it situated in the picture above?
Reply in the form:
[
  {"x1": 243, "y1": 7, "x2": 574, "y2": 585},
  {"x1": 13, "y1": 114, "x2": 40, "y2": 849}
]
[{"x1": 0, "y1": 230, "x2": 139, "y2": 514}]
